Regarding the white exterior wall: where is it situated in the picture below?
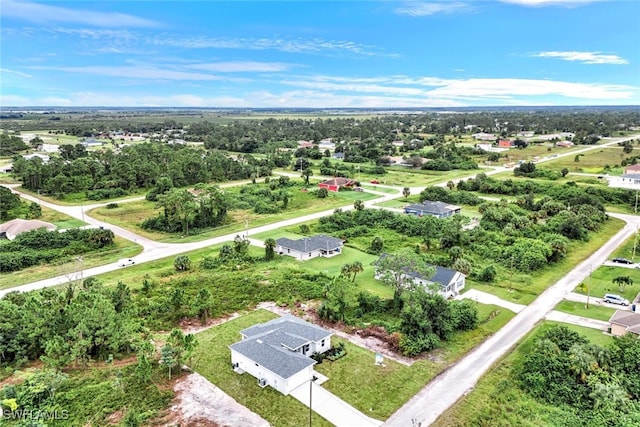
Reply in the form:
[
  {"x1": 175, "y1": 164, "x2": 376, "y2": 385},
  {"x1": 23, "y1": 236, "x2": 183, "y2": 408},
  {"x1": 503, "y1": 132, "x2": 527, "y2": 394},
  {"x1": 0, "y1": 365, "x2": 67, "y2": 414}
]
[
  {"x1": 310, "y1": 337, "x2": 332, "y2": 354},
  {"x1": 231, "y1": 350, "x2": 290, "y2": 394},
  {"x1": 275, "y1": 246, "x2": 325, "y2": 261},
  {"x1": 286, "y1": 365, "x2": 314, "y2": 395}
]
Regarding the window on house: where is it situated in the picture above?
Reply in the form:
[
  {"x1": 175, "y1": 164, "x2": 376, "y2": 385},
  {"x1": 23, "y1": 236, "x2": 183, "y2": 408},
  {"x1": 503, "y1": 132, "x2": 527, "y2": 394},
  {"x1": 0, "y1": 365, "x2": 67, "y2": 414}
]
[{"x1": 321, "y1": 339, "x2": 325, "y2": 346}]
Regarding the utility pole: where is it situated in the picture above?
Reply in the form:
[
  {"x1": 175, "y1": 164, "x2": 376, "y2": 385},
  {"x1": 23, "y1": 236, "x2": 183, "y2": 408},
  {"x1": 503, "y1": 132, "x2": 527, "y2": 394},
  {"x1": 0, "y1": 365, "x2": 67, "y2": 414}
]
[{"x1": 633, "y1": 226, "x2": 639, "y2": 261}]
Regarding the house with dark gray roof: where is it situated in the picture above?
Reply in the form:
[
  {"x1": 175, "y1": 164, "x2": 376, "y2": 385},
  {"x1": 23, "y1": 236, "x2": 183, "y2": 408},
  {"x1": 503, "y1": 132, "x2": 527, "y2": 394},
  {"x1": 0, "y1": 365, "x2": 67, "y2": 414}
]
[
  {"x1": 404, "y1": 200, "x2": 461, "y2": 218},
  {"x1": 275, "y1": 234, "x2": 344, "y2": 260},
  {"x1": 229, "y1": 315, "x2": 332, "y2": 395},
  {"x1": 374, "y1": 254, "x2": 465, "y2": 298}
]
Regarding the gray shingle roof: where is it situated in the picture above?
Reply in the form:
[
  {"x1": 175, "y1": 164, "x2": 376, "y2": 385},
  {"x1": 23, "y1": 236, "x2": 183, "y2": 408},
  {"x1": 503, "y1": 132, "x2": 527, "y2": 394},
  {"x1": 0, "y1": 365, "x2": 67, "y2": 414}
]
[
  {"x1": 275, "y1": 234, "x2": 343, "y2": 253},
  {"x1": 230, "y1": 337, "x2": 316, "y2": 379},
  {"x1": 404, "y1": 201, "x2": 460, "y2": 215},
  {"x1": 376, "y1": 254, "x2": 460, "y2": 287},
  {"x1": 230, "y1": 315, "x2": 332, "y2": 379}
]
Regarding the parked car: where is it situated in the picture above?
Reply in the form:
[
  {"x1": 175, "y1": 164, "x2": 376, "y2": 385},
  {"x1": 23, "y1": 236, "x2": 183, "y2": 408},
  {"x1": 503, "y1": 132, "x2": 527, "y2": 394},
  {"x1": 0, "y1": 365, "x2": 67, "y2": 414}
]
[
  {"x1": 353, "y1": 187, "x2": 364, "y2": 192},
  {"x1": 603, "y1": 293, "x2": 630, "y2": 306},
  {"x1": 118, "y1": 258, "x2": 135, "y2": 267},
  {"x1": 370, "y1": 180, "x2": 380, "y2": 184},
  {"x1": 612, "y1": 257, "x2": 634, "y2": 264}
]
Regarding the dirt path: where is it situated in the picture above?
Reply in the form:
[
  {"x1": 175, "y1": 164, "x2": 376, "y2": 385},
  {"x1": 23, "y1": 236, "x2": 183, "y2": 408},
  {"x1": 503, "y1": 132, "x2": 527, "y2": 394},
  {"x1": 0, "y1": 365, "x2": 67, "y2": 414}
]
[{"x1": 164, "y1": 372, "x2": 270, "y2": 427}]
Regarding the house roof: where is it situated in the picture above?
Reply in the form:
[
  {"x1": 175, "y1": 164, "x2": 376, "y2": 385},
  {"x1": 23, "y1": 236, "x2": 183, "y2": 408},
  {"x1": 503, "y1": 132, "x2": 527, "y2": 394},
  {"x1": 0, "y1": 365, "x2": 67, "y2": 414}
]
[
  {"x1": 229, "y1": 336, "x2": 316, "y2": 379},
  {"x1": 276, "y1": 234, "x2": 343, "y2": 253},
  {"x1": 621, "y1": 174, "x2": 640, "y2": 180},
  {"x1": 376, "y1": 254, "x2": 463, "y2": 287},
  {"x1": 319, "y1": 177, "x2": 355, "y2": 187},
  {"x1": 404, "y1": 201, "x2": 460, "y2": 215},
  {"x1": 230, "y1": 315, "x2": 332, "y2": 379},
  {"x1": 0, "y1": 218, "x2": 56, "y2": 240},
  {"x1": 625, "y1": 164, "x2": 640, "y2": 173},
  {"x1": 609, "y1": 310, "x2": 640, "y2": 334},
  {"x1": 240, "y1": 314, "x2": 332, "y2": 342}
]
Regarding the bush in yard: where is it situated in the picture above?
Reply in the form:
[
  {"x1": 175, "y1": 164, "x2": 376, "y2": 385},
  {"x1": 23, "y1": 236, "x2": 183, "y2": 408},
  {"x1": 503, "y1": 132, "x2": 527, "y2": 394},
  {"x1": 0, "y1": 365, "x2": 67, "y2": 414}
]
[
  {"x1": 174, "y1": 255, "x2": 191, "y2": 272},
  {"x1": 317, "y1": 187, "x2": 329, "y2": 198}
]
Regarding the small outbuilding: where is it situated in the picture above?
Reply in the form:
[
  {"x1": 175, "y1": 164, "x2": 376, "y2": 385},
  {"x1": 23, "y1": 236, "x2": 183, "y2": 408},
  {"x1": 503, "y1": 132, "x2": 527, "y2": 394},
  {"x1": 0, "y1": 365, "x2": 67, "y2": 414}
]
[
  {"x1": 229, "y1": 315, "x2": 332, "y2": 395},
  {"x1": 0, "y1": 218, "x2": 56, "y2": 240}
]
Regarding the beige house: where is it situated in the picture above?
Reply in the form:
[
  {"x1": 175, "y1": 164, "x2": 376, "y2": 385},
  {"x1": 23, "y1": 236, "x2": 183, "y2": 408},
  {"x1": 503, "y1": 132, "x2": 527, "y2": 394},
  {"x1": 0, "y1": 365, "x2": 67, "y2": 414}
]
[
  {"x1": 0, "y1": 218, "x2": 56, "y2": 240},
  {"x1": 609, "y1": 310, "x2": 640, "y2": 337}
]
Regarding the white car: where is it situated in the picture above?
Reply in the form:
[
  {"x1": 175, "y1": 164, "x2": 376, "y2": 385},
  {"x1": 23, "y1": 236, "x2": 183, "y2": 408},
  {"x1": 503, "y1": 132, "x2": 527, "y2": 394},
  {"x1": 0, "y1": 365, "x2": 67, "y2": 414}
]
[{"x1": 118, "y1": 258, "x2": 135, "y2": 267}]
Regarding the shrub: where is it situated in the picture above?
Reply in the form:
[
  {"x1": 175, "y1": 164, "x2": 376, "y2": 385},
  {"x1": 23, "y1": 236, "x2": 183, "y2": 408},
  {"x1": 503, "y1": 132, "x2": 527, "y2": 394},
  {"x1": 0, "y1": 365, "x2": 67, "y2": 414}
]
[
  {"x1": 174, "y1": 255, "x2": 191, "y2": 272},
  {"x1": 105, "y1": 203, "x2": 119, "y2": 209}
]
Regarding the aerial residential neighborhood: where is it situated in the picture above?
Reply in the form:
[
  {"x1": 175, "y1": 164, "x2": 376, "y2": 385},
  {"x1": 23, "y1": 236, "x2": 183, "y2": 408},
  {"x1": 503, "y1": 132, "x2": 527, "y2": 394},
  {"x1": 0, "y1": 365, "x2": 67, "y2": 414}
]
[{"x1": 2, "y1": 1, "x2": 640, "y2": 427}]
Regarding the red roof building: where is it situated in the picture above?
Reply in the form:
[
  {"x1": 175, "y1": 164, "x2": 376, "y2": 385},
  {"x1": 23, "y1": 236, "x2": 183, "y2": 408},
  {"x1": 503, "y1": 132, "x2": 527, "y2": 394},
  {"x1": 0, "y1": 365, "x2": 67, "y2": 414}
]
[{"x1": 318, "y1": 178, "x2": 355, "y2": 192}]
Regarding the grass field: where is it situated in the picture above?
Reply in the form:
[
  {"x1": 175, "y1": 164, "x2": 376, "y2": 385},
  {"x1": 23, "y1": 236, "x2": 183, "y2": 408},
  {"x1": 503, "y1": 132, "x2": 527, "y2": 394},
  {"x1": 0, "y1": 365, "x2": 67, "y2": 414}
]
[
  {"x1": 573, "y1": 264, "x2": 640, "y2": 302},
  {"x1": 193, "y1": 303, "x2": 514, "y2": 424},
  {"x1": 0, "y1": 236, "x2": 142, "y2": 289},
  {"x1": 432, "y1": 320, "x2": 614, "y2": 427},
  {"x1": 89, "y1": 186, "x2": 379, "y2": 243},
  {"x1": 554, "y1": 300, "x2": 616, "y2": 322}
]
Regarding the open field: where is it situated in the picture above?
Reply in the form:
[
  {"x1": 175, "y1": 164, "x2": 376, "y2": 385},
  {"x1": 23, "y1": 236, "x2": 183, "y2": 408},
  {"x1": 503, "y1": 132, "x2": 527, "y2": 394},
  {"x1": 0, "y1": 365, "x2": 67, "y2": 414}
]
[
  {"x1": 573, "y1": 264, "x2": 640, "y2": 302},
  {"x1": 88, "y1": 185, "x2": 378, "y2": 243},
  {"x1": 432, "y1": 321, "x2": 614, "y2": 427}
]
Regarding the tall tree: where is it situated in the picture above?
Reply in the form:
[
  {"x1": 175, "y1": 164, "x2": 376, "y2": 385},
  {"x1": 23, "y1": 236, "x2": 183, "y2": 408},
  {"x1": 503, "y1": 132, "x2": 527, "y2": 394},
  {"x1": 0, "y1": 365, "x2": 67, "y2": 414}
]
[{"x1": 374, "y1": 248, "x2": 434, "y2": 310}]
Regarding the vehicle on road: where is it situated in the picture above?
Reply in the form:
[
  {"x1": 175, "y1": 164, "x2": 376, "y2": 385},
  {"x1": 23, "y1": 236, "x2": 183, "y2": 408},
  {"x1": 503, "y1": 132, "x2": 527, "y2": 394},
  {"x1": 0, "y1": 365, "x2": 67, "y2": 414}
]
[
  {"x1": 118, "y1": 258, "x2": 135, "y2": 267},
  {"x1": 370, "y1": 180, "x2": 380, "y2": 184},
  {"x1": 603, "y1": 293, "x2": 630, "y2": 306},
  {"x1": 353, "y1": 187, "x2": 364, "y2": 192},
  {"x1": 612, "y1": 257, "x2": 634, "y2": 264}
]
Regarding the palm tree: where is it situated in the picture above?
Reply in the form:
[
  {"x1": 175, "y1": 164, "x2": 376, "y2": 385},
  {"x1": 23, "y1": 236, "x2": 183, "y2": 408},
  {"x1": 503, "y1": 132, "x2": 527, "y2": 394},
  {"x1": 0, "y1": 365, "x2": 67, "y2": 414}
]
[
  {"x1": 350, "y1": 261, "x2": 364, "y2": 282},
  {"x1": 612, "y1": 276, "x2": 633, "y2": 293},
  {"x1": 402, "y1": 187, "x2": 410, "y2": 200},
  {"x1": 264, "y1": 238, "x2": 276, "y2": 261},
  {"x1": 577, "y1": 282, "x2": 590, "y2": 309}
]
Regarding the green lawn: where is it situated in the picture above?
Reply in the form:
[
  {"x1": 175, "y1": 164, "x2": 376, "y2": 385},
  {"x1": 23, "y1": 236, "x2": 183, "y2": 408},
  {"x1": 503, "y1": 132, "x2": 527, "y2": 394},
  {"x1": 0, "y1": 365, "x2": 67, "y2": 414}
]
[
  {"x1": 192, "y1": 310, "x2": 332, "y2": 427},
  {"x1": 554, "y1": 300, "x2": 616, "y2": 322},
  {"x1": 574, "y1": 264, "x2": 640, "y2": 302}
]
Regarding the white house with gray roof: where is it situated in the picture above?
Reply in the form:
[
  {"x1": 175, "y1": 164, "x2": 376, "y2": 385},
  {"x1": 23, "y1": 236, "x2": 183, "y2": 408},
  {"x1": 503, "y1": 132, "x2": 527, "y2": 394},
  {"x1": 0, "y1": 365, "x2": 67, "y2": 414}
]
[
  {"x1": 275, "y1": 234, "x2": 344, "y2": 260},
  {"x1": 229, "y1": 315, "x2": 332, "y2": 395},
  {"x1": 404, "y1": 201, "x2": 461, "y2": 218},
  {"x1": 375, "y1": 255, "x2": 465, "y2": 299}
]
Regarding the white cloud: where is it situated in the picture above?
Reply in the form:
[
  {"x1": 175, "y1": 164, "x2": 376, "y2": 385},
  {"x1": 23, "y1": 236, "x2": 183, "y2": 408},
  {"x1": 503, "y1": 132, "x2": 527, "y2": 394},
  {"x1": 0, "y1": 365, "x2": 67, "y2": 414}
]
[
  {"x1": 26, "y1": 65, "x2": 238, "y2": 81},
  {"x1": 0, "y1": 68, "x2": 32, "y2": 77},
  {"x1": 500, "y1": 0, "x2": 600, "y2": 6},
  {"x1": 186, "y1": 61, "x2": 293, "y2": 73},
  {"x1": 533, "y1": 51, "x2": 628, "y2": 64},
  {"x1": 1, "y1": 0, "x2": 158, "y2": 27},
  {"x1": 394, "y1": 2, "x2": 472, "y2": 16},
  {"x1": 150, "y1": 36, "x2": 396, "y2": 57}
]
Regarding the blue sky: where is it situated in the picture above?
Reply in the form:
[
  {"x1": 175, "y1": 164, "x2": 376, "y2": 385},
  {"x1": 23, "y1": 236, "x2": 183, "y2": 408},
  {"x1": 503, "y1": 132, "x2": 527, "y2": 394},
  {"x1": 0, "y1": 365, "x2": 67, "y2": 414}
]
[{"x1": 1, "y1": 0, "x2": 639, "y2": 107}]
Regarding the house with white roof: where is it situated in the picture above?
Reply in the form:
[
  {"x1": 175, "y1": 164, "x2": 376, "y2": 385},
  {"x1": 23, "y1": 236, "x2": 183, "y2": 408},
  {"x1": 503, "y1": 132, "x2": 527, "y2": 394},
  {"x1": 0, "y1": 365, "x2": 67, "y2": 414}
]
[{"x1": 229, "y1": 315, "x2": 332, "y2": 395}]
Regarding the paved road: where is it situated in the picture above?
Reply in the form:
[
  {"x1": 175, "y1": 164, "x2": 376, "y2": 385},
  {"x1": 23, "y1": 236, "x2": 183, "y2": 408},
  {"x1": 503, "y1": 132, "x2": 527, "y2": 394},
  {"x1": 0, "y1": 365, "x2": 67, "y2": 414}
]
[{"x1": 384, "y1": 212, "x2": 640, "y2": 426}]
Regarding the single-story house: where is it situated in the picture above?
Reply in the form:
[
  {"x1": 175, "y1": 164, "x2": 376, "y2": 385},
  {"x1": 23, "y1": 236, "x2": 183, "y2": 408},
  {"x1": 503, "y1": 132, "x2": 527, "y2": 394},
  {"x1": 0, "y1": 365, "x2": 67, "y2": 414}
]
[
  {"x1": 555, "y1": 140, "x2": 574, "y2": 148},
  {"x1": 404, "y1": 201, "x2": 461, "y2": 218},
  {"x1": 497, "y1": 139, "x2": 513, "y2": 148},
  {"x1": 297, "y1": 140, "x2": 314, "y2": 148},
  {"x1": 276, "y1": 234, "x2": 344, "y2": 260},
  {"x1": 318, "y1": 138, "x2": 335, "y2": 151},
  {"x1": 617, "y1": 174, "x2": 640, "y2": 187},
  {"x1": 22, "y1": 153, "x2": 50, "y2": 163},
  {"x1": 517, "y1": 131, "x2": 535, "y2": 137},
  {"x1": 0, "y1": 163, "x2": 13, "y2": 173},
  {"x1": 318, "y1": 177, "x2": 355, "y2": 192},
  {"x1": 472, "y1": 132, "x2": 497, "y2": 141},
  {"x1": 374, "y1": 255, "x2": 466, "y2": 298},
  {"x1": 332, "y1": 152, "x2": 345, "y2": 160},
  {"x1": 609, "y1": 310, "x2": 640, "y2": 337},
  {"x1": 625, "y1": 164, "x2": 640, "y2": 175},
  {"x1": 0, "y1": 218, "x2": 56, "y2": 240},
  {"x1": 229, "y1": 315, "x2": 332, "y2": 395}
]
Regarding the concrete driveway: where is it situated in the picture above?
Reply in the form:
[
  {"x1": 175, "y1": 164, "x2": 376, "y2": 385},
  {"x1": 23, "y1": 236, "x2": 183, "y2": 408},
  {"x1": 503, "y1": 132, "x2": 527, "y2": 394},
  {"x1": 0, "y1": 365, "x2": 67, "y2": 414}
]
[{"x1": 289, "y1": 376, "x2": 383, "y2": 427}]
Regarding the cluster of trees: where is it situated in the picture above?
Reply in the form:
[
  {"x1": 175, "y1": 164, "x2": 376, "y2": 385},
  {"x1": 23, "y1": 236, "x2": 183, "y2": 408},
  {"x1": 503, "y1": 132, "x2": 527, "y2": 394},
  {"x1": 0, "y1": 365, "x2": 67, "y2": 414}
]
[
  {"x1": 513, "y1": 162, "x2": 561, "y2": 180},
  {"x1": 421, "y1": 140, "x2": 478, "y2": 171},
  {"x1": 0, "y1": 187, "x2": 41, "y2": 221},
  {"x1": 0, "y1": 133, "x2": 28, "y2": 155},
  {"x1": 0, "y1": 281, "x2": 142, "y2": 368},
  {"x1": 0, "y1": 227, "x2": 115, "y2": 272},
  {"x1": 142, "y1": 184, "x2": 229, "y2": 235},
  {"x1": 10, "y1": 143, "x2": 271, "y2": 199},
  {"x1": 517, "y1": 326, "x2": 640, "y2": 425}
]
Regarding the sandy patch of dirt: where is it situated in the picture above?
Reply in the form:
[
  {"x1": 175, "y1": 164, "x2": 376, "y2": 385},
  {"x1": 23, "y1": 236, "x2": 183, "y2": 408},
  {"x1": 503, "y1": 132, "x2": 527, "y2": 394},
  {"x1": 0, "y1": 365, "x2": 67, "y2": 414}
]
[
  {"x1": 257, "y1": 301, "x2": 416, "y2": 366},
  {"x1": 163, "y1": 372, "x2": 269, "y2": 427}
]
